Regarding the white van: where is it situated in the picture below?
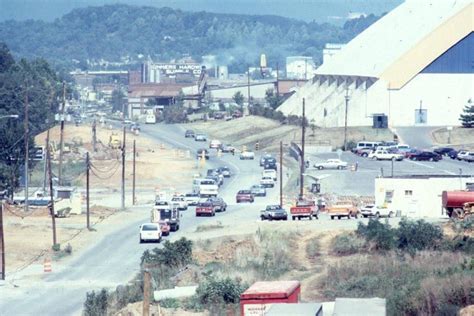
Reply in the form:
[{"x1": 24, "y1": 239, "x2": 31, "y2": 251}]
[
  {"x1": 192, "y1": 178, "x2": 218, "y2": 197},
  {"x1": 356, "y1": 141, "x2": 382, "y2": 151},
  {"x1": 145, "y1": 114, "x2": 156, "y2": 124},
  {"x1": 262, "y1": 169, "x2": 277, "y2": 181}
]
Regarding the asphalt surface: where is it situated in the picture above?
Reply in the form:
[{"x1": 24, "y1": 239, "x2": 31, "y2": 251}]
[
  {"x1": 2, "y1": 123, "x2": 471, "y2": 315},
  {"x1": 394, "y1": 126, "x2": 438, "y2": 149},
  {"x1": 0, "y1": 123, "x2": 288, "y2": 315}
]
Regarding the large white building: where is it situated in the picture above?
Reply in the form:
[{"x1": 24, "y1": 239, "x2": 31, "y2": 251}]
[{"x1": 278, "y1": 0, "x2": 474, "y2": 127}]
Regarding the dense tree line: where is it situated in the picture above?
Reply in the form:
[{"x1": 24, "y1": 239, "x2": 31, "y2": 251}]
[
  {"x1": 0, "y1": 43, "x2": 63, "y2": 196},
  {"x1": 0, "y1": 5, "x2": 380, "y2": 72}
]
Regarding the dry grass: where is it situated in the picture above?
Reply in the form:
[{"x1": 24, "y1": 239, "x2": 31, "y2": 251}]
[{"x1": 432, "y1": 126, "x2": 474, "y2": 150}]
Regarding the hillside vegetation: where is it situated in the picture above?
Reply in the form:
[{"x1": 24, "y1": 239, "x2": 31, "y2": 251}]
[{"x1": 0, "y1": 4, "x2": 380, "y2": 71}]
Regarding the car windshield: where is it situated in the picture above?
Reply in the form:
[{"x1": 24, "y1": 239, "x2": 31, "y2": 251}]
[
  {"x1": 239, "y1": 190, "x2": 251, "y2": 194},
  {"x1": 198, "y1": 202, "x2": 212, "y2": 207},
  {"x1": 142, "y1": 224, "x2": 158, "y2": 231}
]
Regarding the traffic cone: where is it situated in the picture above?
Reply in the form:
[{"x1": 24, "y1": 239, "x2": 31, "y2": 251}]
[{"x1": 43, "y1": 257, "x2": 52, "y2": 273}]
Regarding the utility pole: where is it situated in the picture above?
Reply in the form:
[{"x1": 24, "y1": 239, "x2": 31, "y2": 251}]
[
  {"x1": 86, "y1": 152, "x2": 90, "y2": 230},
  {"x1": 343, "y1": 87, "x2": 350, "y2": 151},
  {"x1": 43, "y1": 127, "x2": 50, "y2": 197},
  {"x1": 280, "y1": 141, "x2": 283, "y2": 208},
  {"x1": 92, "y1": 119, "x2": 97, "y2": 152},
  {"x1": 121, "y1": 126, "x2": 126, "y2": 210},
  {"x1": 24, "y1": 85, "x2": 29, "y2": 213},
  {"x1": 47, "y1": 139, "x2": 57, "y2": 246},
  {"x1": 132, "y1": 140, "x2": 136, "y2": 205},
  {"x1": 300, "y1": 98, "x2": 306, "y2": 199},
  {"x1": 247, "y1": 66, "x2": 251, "y2": 112},
  {"x1": 276, "y1": 63, "x2": 280, "y2": 96},
  {"x1": 1, "y1": 201, "x2": 5, "y2": 280},
  {"x1": 58, "y1": 82, "x2": 66, "y2": 185},
  {"x1": 143, "y1": 269, "x2": 151, "y2": 316}
]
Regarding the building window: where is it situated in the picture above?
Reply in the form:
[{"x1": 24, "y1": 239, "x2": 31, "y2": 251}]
[
  {"x1": 384, "y1": 190, "x2": 394, "y2": 203},
  {"x1": 405, "y1": 190, "x2": 413, "y2": 196}
]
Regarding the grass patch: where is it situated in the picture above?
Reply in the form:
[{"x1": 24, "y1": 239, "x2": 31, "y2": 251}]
[
  {"x1": 330, "y1": 233, "x2": 366, "y2": 256},
  {"x1": 195, "y1": 221, "x2": 224, "y2": 233},
  {"x1": 305, "y1": 237, "x2": 321, "y2": 258}
]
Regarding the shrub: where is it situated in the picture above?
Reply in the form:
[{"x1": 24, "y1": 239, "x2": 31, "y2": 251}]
[
  {"x1": 141, "y1": 237, "x2": 193, "y2": 268},
  {"x1": 331, "y1": 233, "x2": 366, "y2": 255},
  {"x1": 160, "y1": 298, "x2": 180, "y2": 309},
  {"x1": 357, "y1": 219, "x2": 396, "y2": 251},
  {"x1": 305, "y1": 237, "x2": 321, "y2": 258},
  {"x1": 84, "y1": 289, "x2": 108, "y2": 316},
  {"x1": 397, "y1": 219, "x2": 443, "y2": 253},
  {"x1": 195, "y1": 277, "x2": 246, "y2": 306}
]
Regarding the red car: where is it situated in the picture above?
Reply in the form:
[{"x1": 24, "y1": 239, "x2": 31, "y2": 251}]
[
  {"x1": 196, "y1": 201, "x2": 216, "y2": 217},
  {"x1": 236, "y1": 190, "x2": 254, "y2": 203}
]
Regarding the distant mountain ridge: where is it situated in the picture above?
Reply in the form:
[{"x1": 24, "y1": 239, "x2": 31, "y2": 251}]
[{"x1": 0, "y1": 4, "x2": 381, "y2": 71}]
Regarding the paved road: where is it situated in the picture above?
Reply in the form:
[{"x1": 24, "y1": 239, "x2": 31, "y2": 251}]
[
  {"x1": 0, "y1": 123, "x2": 287, "y2": 315},
  {"x1": 394, "y1": 126, "x2": 438, "y2": 149}
]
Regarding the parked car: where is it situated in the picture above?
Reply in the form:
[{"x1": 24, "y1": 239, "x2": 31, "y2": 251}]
[
  {"x1": 313, "y1": 159, "x2": 348, "y2": 170},
  {"x1": 207, "y1": 196, "x2": 227, "y2": 212},
  {"x1": 232, "y1": 110, "x2": 243, "y2": 118},
  {"x1": 434, "y1": 147, "x2": 455, "y2": 156},
  {"x1": 130, "y1": 123, "x2": 141, "y2": 132},
  {"x1": 360, "y1": 204, "x2": 395, "y2": 218},
  {"x1": 185, "y1": 130, "x2": 195, "y2": 138},
  {"x1": 195, "y1": 134, "x2": 207, "y2": 141},
  {"x1": 408, "y1": 151, "x2": 442, "y2": 161},
  {"x1": 356, "y1": 148, "x2": 374, "y2": 157},
  {"x1": 262, "y1": 169, "x2": 277, "y2": 181},
  {"x1": 209, "y1": 139, "x2": 222, "y2": 149},
  {"x1": 457, "y1": 150, "x2": 470, "y2": 161},
  {"x1": 250, "y1": 184, "x2": 267, "y2": 197},
  {"x1": 220, "y1": 144, "x2": 236, "y2": 153},
  {"x1": 236, "y1": 190, "x2": 254, "y2": 203},
  {"x1": 240, "y1": 151, "x2": 255, "y2": 160},
  {"x1": 139, "y1": 223, "x2": 162, "y2": 243},
  {"x1": 261, "y1": 205, "x2": 288, "y2": 221},
  {"x1": 464, "y1": 152, "x2": 474, "y2": 162},
  {"x1": 196, "y1": 148, "x2": 210, "y2": 160},
  {"x1": 264, "y1": 161, "x2": 278, "y2": 170},
  {"x1": 368, "y1": 149, "x2": 404, "y2": 161},
  {"x1": 206, "y1": 175, "x2": 223, "y2": 186},
  {"x1": 217, "y1": 166, "x2": 232, "y2": 177},
  {"x1": 184, "y1": 193, "x2": 200, "y2": 206},
  {"x1": 448, "y1": 150, "x2": 458, "y2": 159},
  {"x1": 327, "y1": 202, "x2": 359, "y2": 220},
  {"x1": 290, "y1": 199, "x2": 318, "y2": 220},
  {"x1": 213, "y1": 112, "x2": 225, "y2": 120}
]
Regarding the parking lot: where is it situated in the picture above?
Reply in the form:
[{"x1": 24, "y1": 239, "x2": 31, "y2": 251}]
[{"x1": 307, "y1": 152, "x2": 474, "y2": 196}]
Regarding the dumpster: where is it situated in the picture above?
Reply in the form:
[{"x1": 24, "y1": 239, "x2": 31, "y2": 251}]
[{"x1": 240, "y1": 281, "x2": 301, "y2": 316}]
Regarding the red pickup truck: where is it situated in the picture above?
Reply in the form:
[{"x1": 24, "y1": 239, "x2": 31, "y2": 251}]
[
  {"x1": 196, "y1": 201, "x2": 216, "y2": 217},
  {"x1": 290, "y1": 199, "x2": 318, "y2": 220}
]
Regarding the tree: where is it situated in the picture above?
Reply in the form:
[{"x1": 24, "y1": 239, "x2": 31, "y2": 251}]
[
  {"x1": 459, "y1": 99, "x2": 474, "y2": 128},
  {"x1": 111, "y1": 89, "x2": 126, "y2": 115},
  {"x1": 265, "y1": 88, "x2": 283, "y2": 110},
  {"x1": 232, "y1": 91, "x2": 244, "y2": 109}
]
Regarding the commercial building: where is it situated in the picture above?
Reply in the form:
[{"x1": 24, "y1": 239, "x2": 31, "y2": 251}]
[
  {"x1": 286, "y1": 56, "x2": 316, "y2": 80},
  {"x1": 278, "y1": 0, "x2": 473, "y2": 127}
]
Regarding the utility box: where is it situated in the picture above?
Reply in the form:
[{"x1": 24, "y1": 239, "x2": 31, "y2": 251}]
[
  {"x1": 240, "y1": 281, "x2": 301, "y2": 316},
  {"x1": 372, "y1": 114, "x2": 388, "y2": 128}
]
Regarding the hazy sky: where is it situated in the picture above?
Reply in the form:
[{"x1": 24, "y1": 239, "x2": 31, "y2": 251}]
[{"x1": 0, "y1": 0, "x2": 402, "y2": 23}]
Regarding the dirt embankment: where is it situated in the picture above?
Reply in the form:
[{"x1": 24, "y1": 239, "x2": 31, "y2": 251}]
[
  {"x1": 5, "y1": 123, "x2": 195, "y2": 275},
  {"x1": 432, "y1": 127, "x2": 474, "y2": 150},
  {"x1": 186, "y1": 116, "x2": 393, "y2": 152}
]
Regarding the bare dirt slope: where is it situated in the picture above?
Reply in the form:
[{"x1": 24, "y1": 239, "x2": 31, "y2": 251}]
[
  {"x1": 432, "y1": 127, "x2": 474, "y2": 150},
  {"x1": 187, "y1": 116, "x2": 393, "y2": 152}
]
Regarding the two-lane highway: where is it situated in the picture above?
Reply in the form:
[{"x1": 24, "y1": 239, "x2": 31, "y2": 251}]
[{"x1": 0, "y1": 123, "x2": 284, "y2": 315}]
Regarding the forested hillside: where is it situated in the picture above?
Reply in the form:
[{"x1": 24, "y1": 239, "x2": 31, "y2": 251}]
[{"x1": 0, "y1": 4, "x2": 380, "y2": 71}]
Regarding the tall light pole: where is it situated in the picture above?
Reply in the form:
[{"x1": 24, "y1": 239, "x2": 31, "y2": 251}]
[
  {"x1": 300, "y1": 98, "x2": 306, "y2": 199},
  {"x1": 24, "y1": 87, "x2": 30, "y2": 213},
  {"x1": 343, "y1": 87, "x2": 350, "y2": 151}
]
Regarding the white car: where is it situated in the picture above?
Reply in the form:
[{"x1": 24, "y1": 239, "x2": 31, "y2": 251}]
[
  {"x1": 260, "y1": 176, "x2": 275, "y2": 188},
  {"x1": 360, "y1": 205, "x2": 395, "y2": 218},
  {"x1": 240, "y1": 151, "x2": 255, "y2": 160},
  {"x1": 171, "y1": 196, "x2": 188, "y2": 210},
  {"x1": 209, "y1": 139, "x2": 222, "y2": 149},
  {"x1": 195, "y1": 134, "x2": 207, "y2": 142},
  {"x1": 139, "y1": 223, "x2": 162, "y2": 243},
  {"x1": 457, "y1": 150, "x2": 470, "y2": 161},
  {"x1": 184, "y1": 193, "x2": 200, "y2": 206},
  {"x1": 262, "y1": 169, "x2": 277, "y2": 181},
  {"x1": 313, "y1": 159, "x2": 348, "y2": 170},
  {"x1": 368, "y1": 150, "x2": 404, "y2": 161}
]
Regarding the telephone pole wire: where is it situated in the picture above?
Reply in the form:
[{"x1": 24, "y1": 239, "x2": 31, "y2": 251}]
[
  {"x1": 132, "y1": 139, "x2": 136, "y2": 205},
  {"x1": 58, "y1": 82, "x2": 66, "y2": 185},
  {"x1": 121, "y1": 126, "x2": 126, "y2": 210},
  {"x1": 86, "y1": 152, "x2": 90, "y2": 230}
]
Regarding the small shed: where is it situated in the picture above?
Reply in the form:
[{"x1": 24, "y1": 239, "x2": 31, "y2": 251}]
[
  {"x1": 265, "y1": 303, "x2": 323, "y2": 316},
  {"x1": 240, "y1": 281, "x2": 301, "y2": 316}
]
